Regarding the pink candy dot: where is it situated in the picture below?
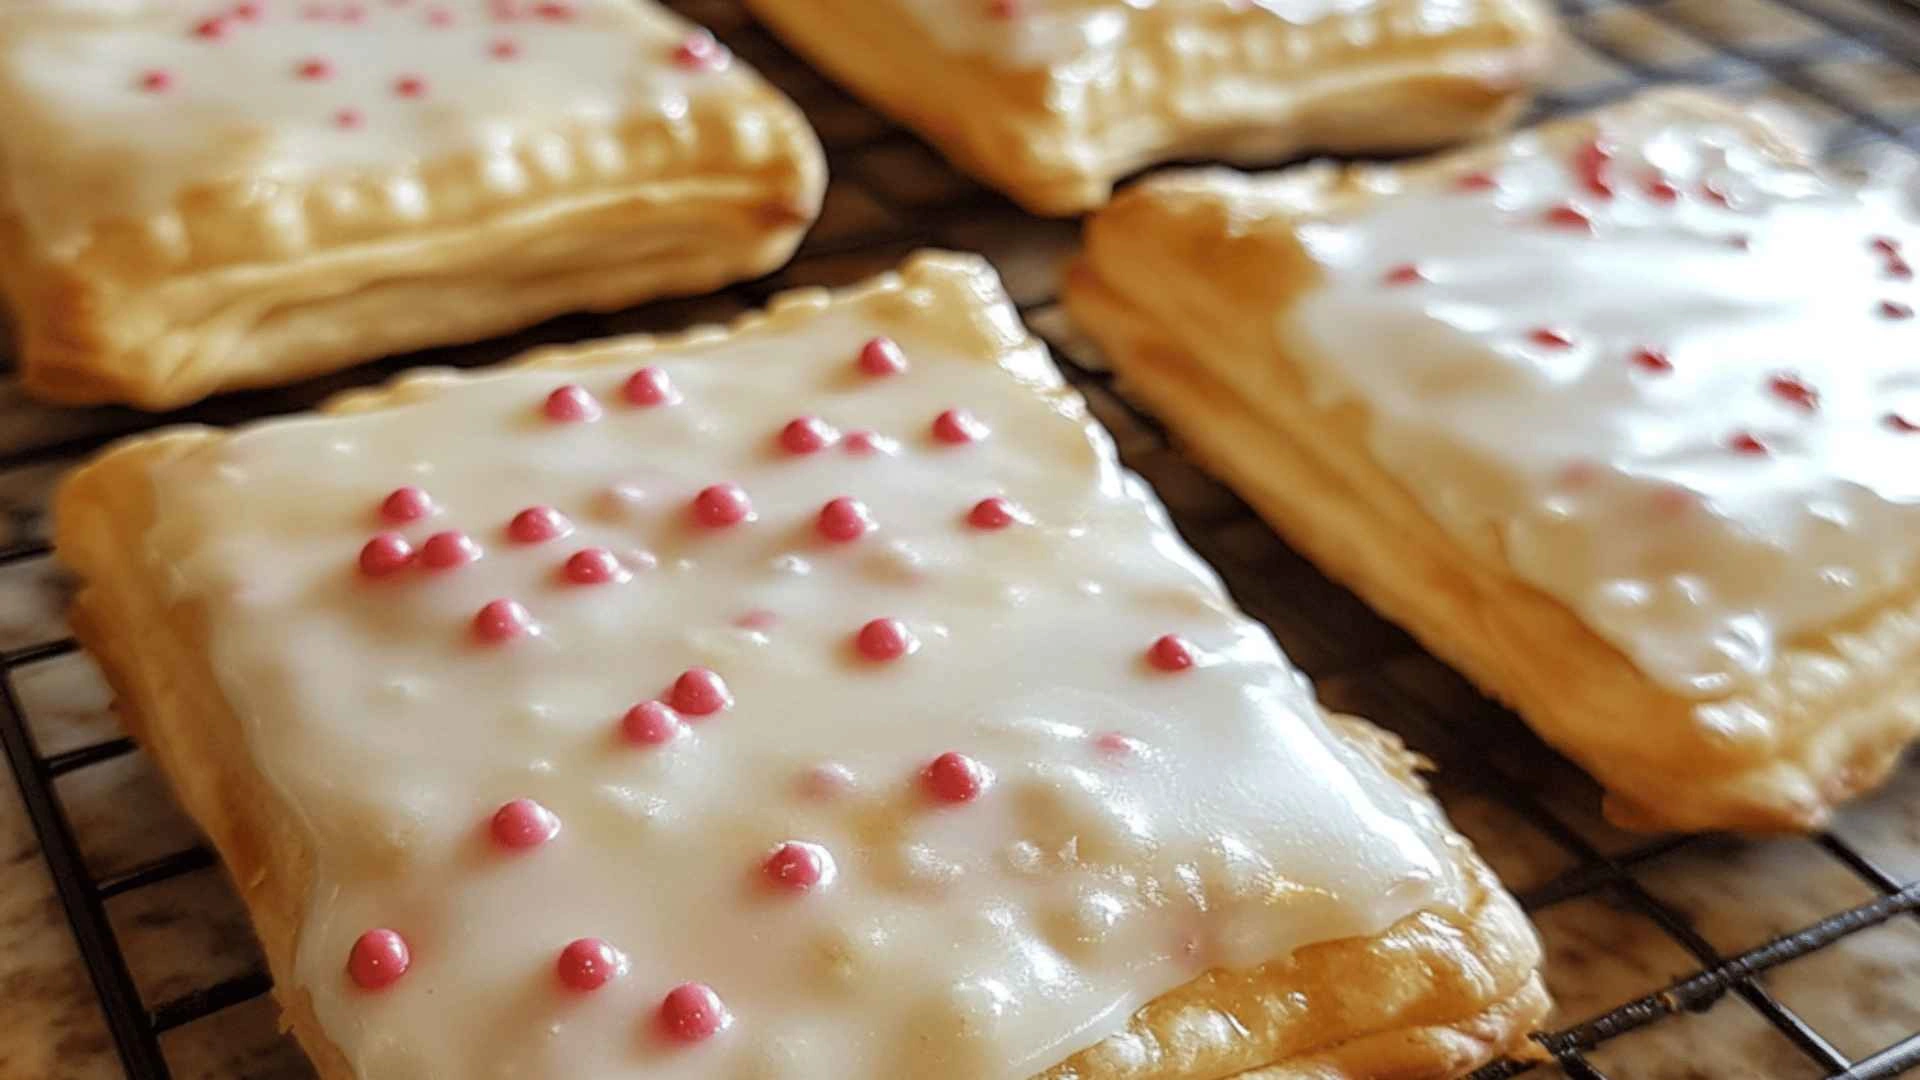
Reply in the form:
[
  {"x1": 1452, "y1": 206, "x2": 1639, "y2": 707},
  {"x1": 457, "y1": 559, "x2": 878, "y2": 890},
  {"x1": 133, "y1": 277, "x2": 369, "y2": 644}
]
[
  {"x1": 490, "y1": 36, "x2": 519, "y2": 58},
  {"x1": 1529, "y1": 327, "x2": 1574, "y2": 349},
  {"x1": 348, "y1": 929, "x2": 410, "y2": 990},
  {"x1": 534, "y1": 0, "x2": 575, "y2": 17},
  {"x1": 843, "y1": 430, "x2": 897, "y2": 457},
  {"x1": 734, "y1": 609, "x2": 779, "y2": 630},
  {"x1": 816, "y1": 497, "x2": 874, "y2": 543},
  {"x1": 780, "y1": 416, "x2": 839, "y2": 455},
  {"x1": 691, "y1": 484, "x2": 753, "y2": 528},
  {"x1": 1382, "y1": 263, "x2": 1425, "y2": 286},
  {"x1": 923, "y1": 751, "x2": 988, "y2": 804},
  {"x1": 1768, "y1": 373, "x2": 1819, "y2": 412},
  {"x1": 490, "y1": 798, "x2": 560, "y2": 850},
  {"x1": 334, "y1": 108, "x2": 364, "y2": 129},
  {"x1": 659, "y1": 983, "x2": 731, "y2": 1043},
  {"x1": 557, "y1": 938, "x2": 625, "y2": 991},
  {"x1": 544, "y1": 384, "x2": 602, "y2": 423},
  {"x1": 621, "y1": 701, "x2": 684, "y2": 745},
  {"x1": 1631, "y1": 348, "x2": 1673, "y2": 374},
  {"x1": 855, "y1": 618, "x2": 916, "y2": 662},
  {"x1": 671, "y1": 30, "x2": 728, "y2": 71},
  {"x1": 473, "y1": 599, "x2": 536, "y2": 643},
  {"x1": 1456, "y1": 171, "x2": 1499, "y2": 192},
  {"x1": 1881, "y1": 300, "x2": 1914, "y2": 320},
  {"x1": 427, "y1": 5, "x2": 455, "y2": 26},
  {"x1": 623, "y1": 366, "x2": 679, "y2": 407},
  {"x1": 420, "y1": 530, "x2": 481, "y2": 569},
  {"x1": 381, "y1": 485, "x2": 435, "y2": 523},
  {"x1": 1147, "y1": 634, "x2": 1196, "y2": 672},
  {"x1": 564, "y1": 548, "x2": 626, "y2": 585},
  {"x1": 508, "y1": 505, "x2": 572, "y2": 544},
  {"x1": 297, "y1": 57, "x2": 333, "y2": 80},
  {"x1": 1094, "y1": 732, "x2": 1142, "y2": 758},
  {"x1": 857, "y1": 336, "x2": 907, "y2": 377},
  {"x1": 1727, "y1": 431, "x2": 1770, "y2": 457},
  {"x1": 358, "y1": 533, "x2": 415, "y2": 577},
  {"x1": 193, "y1": 16, "x2": 227, "y2": 38},
  {"x1": 967, "y1": 497, "x2": 1026, "y2": 530},
  {"x1": 762, "y1": 841, "x2": 834, "y2": 892},
  {"x1": 394, "y1": 75, "x2": 427, "y2": 98},
  {"x1": 1543, "y1": 204, "x2": 1593, "y2": 232},
  {"x1": 932, "y1": 408, "x2": 988, "y2": 445},
  {"x1": 670, "y1": 668, "x2": 732, "y2": 716},
  {"x1": 232, "y1": 1, "x2": 262, "y2": 19},
  {"x1": 139, "y1": 69, "x2": 173, "y2": 92}
]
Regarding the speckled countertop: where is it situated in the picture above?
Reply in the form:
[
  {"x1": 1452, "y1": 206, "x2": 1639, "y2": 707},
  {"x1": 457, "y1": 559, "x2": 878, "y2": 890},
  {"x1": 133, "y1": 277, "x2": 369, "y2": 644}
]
[{"x1": 6, "y1": 0, "x2": 1920, "y2": 1077}]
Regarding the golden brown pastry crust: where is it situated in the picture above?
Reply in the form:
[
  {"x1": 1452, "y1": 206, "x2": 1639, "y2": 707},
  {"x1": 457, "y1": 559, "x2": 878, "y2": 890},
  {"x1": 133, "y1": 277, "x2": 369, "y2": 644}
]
[
  {"x1": 742, "y1": 0, "x2": 1554, "y2": 216},
  {"x1": 57, "y1": 252, "x2": 1546, "y2": 1079},
  {"x1": 1064, "y1": 91, "x2": 1920, "y2": 834},
  {"x1": 0, "y1": 4, "x2": 826, "y2": 410}
]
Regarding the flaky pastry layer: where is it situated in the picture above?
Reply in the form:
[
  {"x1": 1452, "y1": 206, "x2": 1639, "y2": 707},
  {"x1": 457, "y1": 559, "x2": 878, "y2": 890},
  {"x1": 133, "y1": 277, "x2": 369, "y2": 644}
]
[
  {"x1": 1, "y1": 4, "x2": 826, "y2": 409},
  {"x1": 58, "y1": 252, "x2": 1545, "y2": 1079},
  {"x1": 1066, "y1": 92, "x2": 1920, "y2": 833},
  {"x1": 743, "y1": 0, "x2": 1553, "y2": 216}
]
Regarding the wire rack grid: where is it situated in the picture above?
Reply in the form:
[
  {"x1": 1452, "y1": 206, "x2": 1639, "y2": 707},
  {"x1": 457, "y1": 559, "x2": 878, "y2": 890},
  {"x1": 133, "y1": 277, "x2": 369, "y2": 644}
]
[{"x1": 3, "y1": 0, "x2": 1920, "y2": 1077}]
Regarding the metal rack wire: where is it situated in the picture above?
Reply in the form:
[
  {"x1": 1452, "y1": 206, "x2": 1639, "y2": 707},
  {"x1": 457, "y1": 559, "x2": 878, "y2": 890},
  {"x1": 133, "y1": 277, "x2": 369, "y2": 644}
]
[{"x1": 4, "y1": 0, "x2": 1920, "y2": 1076}]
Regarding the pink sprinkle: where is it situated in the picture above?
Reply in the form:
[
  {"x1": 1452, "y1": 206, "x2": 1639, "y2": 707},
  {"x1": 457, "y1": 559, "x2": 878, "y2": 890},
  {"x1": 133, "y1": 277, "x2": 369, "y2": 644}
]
[
  {"x1": 1147, "y1": 634, "x2": 1196, "y2": 672},
  {"x1": 967, "y1": 497, "x2": 1027, "y2": 530},
  {"x1": 659, "y1": 983, "x2": 731, "y2": 1043},
  {"x1": 1768, "y1": 373, "x2": 1819, "y2": 412},
  {"x1": 843, "y1": 430, "x2": 897, "y2": 457},
  {"x1": 534, "y1": 0, "x2": 574, "y2": 17},
  {"x1": 427, "y1": 5, "x2": 455, "y2": 25},
  {"x1": 1383, "y1": 263, "x2": 1426, "y2": 286},
  {"x1": 1529, "y1": 328, "x2": 1574, "y2": 349},
  {"x1": 490, "y1": 798, "x2": 560, "y2": 850},
  {"x1": 622, "y1": 366, "x2": 678, "y2": 407},
  {"x1": 420, "y1": 530, "x2": 481, "y2": 569},
  {"x1": 855, "y1": 618, "x2": 916, "y2": 662},
  {"x1": 557, "y1": 938, "x2": 625, "y2": 992},
  {"x1": 1701, "y1": 179, "x2": 1733, "y2": 207},
  {"x1": 763, "y1": 841, "x2": 834, "y2": 891},
  {"x1": 1880, "y1": 300, "x2": 1914, "y2": 320},
  {"x1": 490, "y1": 36, "x2": 520, "y2": 59},
  {"x1": 798, "y1": 763, "x2": 854, "y2": 799},
  {"x1": 857, "y1": 336, "x2": 907, "y2": 376},
  {"x1": 780, "y1": 416, "x2": 839, "y2": 455},
  {"x1": 691, "y1": 484, "x2": 753, "y2": 528},
  {"x1": 670, "y1": 668, "x2": 732, "y2": 716},
  {"x1": 394, "y1": 75, "x2": 427, "y2": 98},
  {"x1": 672, "y1": 31, "x2": 729, "y2": 71},
  {"x1": 734, "y1": 609, "x2": 779, "y2": 630},
  {"x1": 348, "y1": 929, "x2": 410, "y2": 990},
  {"x1": 193, "y1": 16, "x2": 227, "y2": 39},
  {"x1": 816, "y1": 497, "x2": 874, "y2": 543},
  {"x1": 932, "y1": 408, "x2": 988, "y2": 445},
  {"x1": 923, "y1": 751, "x2": 988, "y2": 803},
  {"x1": 1094, "y1": 732, "x2": 1141, "y2": 757},
  {"x1": 508, "y1": 506, "x2": 572, "y2": 544},
  {"x1": 138, "y1": 69, "x2": 173, "y2": 93},
  {"x1": 297, "y1": 58, "x2": 333, "y2": 80},
  {"x1": 1574, "y1": 137, "x2": 1615, "y2": 198},
  {"x1": 544, "y1": 384, "x2": 602, "y2": 423},
  {"x1": 358, "y1": 533, "x2": 415, "y2": 577},
  {"x1": 1887, "y1": 256, "x2": 1913, "y2": 281},
  {"x1": 564, "y1": 548, "x2": 626, "y2": 585},
  {"x1": 334, "y1": 108, "x2": 364, "y2": 129},
  {"x1": 1727, "y1": 431, "x2": 1770, "y2": 457},
  {"x1": 473, "y1": 599, "x2": 536, "y2": 643},
  {"x1": 621, "y1": 701, "x2": 683, "y2": 745},
  {"x1": 1631, "y1": 347, "x2": 1673, "y2": 374},
  {"x1": 1543, "y1": 204, "x2": 1593, "y2": 232},
  {"x1": 1885, "y1": 413, "x2": 1919, "y2": 434},
  {"x1": 232, "y1": 1, "x2": 262, "y2": 19},
  {"x1": 1874, "y1": 236, "x2": 1903, "y2": 256},
  {"x1": 380, "y1": 485, "x2": 435, "y2": 522},
  {"x1": 1456, "y1": 171, "x2": 1498, "y2": 192},
  {"x1": 1644, "y1": 175, "x2": 1680, "y2": 202}
]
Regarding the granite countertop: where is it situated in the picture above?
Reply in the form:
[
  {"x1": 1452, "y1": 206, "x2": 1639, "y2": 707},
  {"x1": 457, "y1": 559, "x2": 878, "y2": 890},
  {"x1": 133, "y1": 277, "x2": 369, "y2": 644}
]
[{"x1": 6, "y1": 0, "x2": 1920, "y2": 1077}]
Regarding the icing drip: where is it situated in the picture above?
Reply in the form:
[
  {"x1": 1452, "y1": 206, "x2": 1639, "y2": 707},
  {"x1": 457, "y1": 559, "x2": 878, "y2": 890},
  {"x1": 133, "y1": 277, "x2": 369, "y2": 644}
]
[
  {"x1": 146, "y1": 284, "x2": 1465, "y2": 1077},
  {"x1": 0, "y1": 0, "x2": 727, "y2": 251},
  {"x1": 1285, "y1": 113, "x2": 1920, "y2": 697}
]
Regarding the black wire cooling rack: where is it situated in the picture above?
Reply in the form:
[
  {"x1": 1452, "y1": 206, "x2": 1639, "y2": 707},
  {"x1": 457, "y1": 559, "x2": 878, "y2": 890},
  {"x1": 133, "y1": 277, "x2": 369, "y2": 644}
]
[{"x1": 5, "y1": 0, "x2": 1920, "y2": 1076}]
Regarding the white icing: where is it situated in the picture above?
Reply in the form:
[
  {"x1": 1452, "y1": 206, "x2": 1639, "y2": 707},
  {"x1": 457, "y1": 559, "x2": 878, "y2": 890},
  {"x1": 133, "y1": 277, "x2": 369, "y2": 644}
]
[
  {"x1": 1283, "y1": 111, "x2": 1920, "y2": 697},
  {"x1": 0, "y1": 0, "x2": 723, "y2": 251},
  {"x1": 898, "y1": 0, "x2": 1389, "y2": 69},
  {"x1": 144, "y1": 273, "x2": 1465, "y2": 1078}
]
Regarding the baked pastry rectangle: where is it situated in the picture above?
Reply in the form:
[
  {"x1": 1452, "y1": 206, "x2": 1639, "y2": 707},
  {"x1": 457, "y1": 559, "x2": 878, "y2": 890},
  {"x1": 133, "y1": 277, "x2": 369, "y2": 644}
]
[
  {"x1": 0, "y1": 0, "x2": 825, "y2": 409},
  {"x1": 743, "y1": 0, "x2": 1554, "y2": 215},
  {"x1": 57, "y1": 252, "x2": 1544, "y2": 1078},
  {"x1": 1067, "y1": 90, "x2": 1920, "y2": 833}
]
